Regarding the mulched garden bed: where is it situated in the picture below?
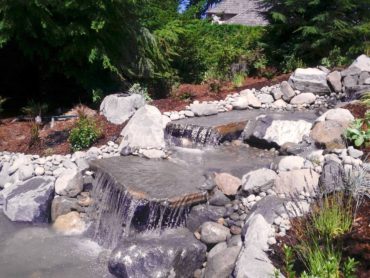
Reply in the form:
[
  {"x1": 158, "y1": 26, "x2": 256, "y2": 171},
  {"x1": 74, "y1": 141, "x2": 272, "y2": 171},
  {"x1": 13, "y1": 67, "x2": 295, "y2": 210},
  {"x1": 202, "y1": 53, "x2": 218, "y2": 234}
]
[
  {"x1": 268, "y1": 197, "x2": 370, "y2": 278},
  {"x1": 0, "y1": 114, "x2": 124, "y2": 156}
]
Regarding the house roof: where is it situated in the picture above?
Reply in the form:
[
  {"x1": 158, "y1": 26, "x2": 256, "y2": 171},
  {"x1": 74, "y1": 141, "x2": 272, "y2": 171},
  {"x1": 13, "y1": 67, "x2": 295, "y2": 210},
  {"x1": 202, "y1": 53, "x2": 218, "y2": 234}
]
[
  {"x1": 206, "y1": 0, "x2": 268, "y2": 26},
  {"x1": 206, "y1": 0, "x2": 264, "y2": 15},
  {"x1": 227, "y1": 10, "x2": 268, "y2": 26}
]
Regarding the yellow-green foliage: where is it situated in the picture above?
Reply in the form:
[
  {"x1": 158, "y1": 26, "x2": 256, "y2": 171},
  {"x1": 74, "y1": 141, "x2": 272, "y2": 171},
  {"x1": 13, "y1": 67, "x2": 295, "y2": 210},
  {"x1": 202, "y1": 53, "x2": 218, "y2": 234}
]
[{"x1": 69, "y1": 116, "x2": 101, "y2": 152}]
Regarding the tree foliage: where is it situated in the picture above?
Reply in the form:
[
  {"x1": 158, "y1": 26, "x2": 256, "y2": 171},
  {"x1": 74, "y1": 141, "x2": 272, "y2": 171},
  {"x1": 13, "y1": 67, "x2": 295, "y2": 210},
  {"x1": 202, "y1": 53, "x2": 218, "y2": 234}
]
[
  {"x1": 0, "y1": 0, "x2": 166, "y2": 93},
  {"x1": 264, "y1": 0, "x2": 370, "y2": 67}
]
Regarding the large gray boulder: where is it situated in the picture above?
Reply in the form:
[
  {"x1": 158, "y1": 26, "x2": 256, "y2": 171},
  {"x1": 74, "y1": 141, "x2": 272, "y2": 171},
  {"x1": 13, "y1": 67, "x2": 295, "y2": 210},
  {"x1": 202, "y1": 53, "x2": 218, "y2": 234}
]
[
  {"x1": 200, "y1": 222, "x2": 231, "y2": 244},
  {"x1": 205, "y1": 246, "x2": 241, "y2": 278},
  {"x1": 2, "y1": 177, "x2": 54, "y2": 223},
  {"x1": 319, "y1": 160, "x2": 345, "y2": 193},
  {"x1": 315, "y1": 108, "x2": 354, "y2": 124},
  {"x1": 280, "y1": 81, "x2": 296, "y2": 102},
  {"x1": 341, "y1": 55, "x2": 370, "y2": 99},
  {"x1": 119, "y1": 105, "x2": 170, "y2": 157},
  {"x1": 242, "y1": 168, "x2": 277, "y2": 193},
  {"x1": 55, "y1": 170, "x2": 83, "y2": 197},
  {"x1": 186, "y1": 204, "x2": 227, "y2": 232},
  {"x1": 310, "y1": 120, "x2": 348, "y2": 150},
  {"x1": 290, "y1": 93, "x2": 316, "y2": 105},
  {"x1": 289, "y1": 68, "x2": 330, "y2": 94},
  {"x1": 51, "y1": 195, "x2": 84, "y2": 222},
  {"x1": 100, "y1": 93, "x2": 146, "y2": 124},
  {"x1": 108, "y1": 228, "x2": 206, "y2": 278},
  {"x1": 234, "y1": 196, "x2": 285, "y2": 278},
  {"x1": 341, "y1": 54, "x2": 370, "y2": 77},
  {"x1": 327, "y1": 71, "x2": 342, "y2": 92},
  {"x1": 244, "y1": 115, "x2": 312, "y2": 148},
  {"x1": 273, "y1": 169, "x2": 320, "y2": 195}
]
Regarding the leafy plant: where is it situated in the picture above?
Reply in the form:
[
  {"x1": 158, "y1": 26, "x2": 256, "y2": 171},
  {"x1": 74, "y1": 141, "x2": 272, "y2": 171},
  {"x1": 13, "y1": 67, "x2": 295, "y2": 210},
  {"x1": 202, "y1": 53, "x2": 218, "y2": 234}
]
[
  {"x1": 232, "y1": 73, "x2": 245, "y2": 88},
  {"x1": 346, "y1": 119, "x2": 370, "y2": 147},
  {"x1": 361, "y1": 92, "x2": 370, "y2": 107},
  {"x1": 282, "y1": 191, "x2": 358, "y2": 278},
  {"x1": 342, "y1": 257, "x2": 359, "y2": 278},
  {"x1": 320, "y1": 47, "x2": 348, "y2": 69},
  {"x1": 21, "y1": 100, "x2": 48, "y2": 118},
  {"x1": 282, "y1": 54, "x2": 305, "y2": 73},
  {"x1": 283, "y1": 245, "x2": 296, "y2": 278},
  {"x1": 208, "y1": 80, "x2": 222, "y2": 94},
  {"x1": 29, "y1": 122, "x2": 41, "y2": 147},
  {"x1": 178, "y1": 92, "x2": 193, "y2": 101},
  {"x1": 91, "y1": 89, "x2": 104, "y2": 105},
  {"x1": 128, "y1": 83, "x2": 152, "y2": 102},
  {"x1": 69, "y1": 116, "x2": 102, "y2": 151}
]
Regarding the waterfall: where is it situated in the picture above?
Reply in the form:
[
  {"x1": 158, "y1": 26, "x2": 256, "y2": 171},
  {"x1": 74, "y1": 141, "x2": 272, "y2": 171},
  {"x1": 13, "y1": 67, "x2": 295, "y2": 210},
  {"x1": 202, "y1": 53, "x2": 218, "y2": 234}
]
[
  {"x1": 165, "y1": 123, "x2": 222, "y2": 147},
  {"x1": 89, "y1": 170, "x2": 192, "y2": 249}
]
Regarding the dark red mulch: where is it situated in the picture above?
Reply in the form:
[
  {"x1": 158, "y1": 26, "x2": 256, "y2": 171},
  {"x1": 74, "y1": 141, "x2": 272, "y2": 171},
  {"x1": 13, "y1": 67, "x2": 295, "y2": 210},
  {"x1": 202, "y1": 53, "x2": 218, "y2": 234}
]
[
  {"x1": 0, "y1": 114, "x2": 125, "y2": 156},
  {"x1": 268, "y1": 198, "x2": 370, "y2": 278}
]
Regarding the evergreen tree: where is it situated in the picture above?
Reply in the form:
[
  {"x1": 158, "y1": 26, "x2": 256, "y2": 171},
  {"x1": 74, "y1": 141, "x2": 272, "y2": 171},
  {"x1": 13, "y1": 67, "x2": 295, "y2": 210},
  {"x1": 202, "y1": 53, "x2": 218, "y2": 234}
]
[{"x1": 264, "y1": 0, "x2": 370, "y2": 66}]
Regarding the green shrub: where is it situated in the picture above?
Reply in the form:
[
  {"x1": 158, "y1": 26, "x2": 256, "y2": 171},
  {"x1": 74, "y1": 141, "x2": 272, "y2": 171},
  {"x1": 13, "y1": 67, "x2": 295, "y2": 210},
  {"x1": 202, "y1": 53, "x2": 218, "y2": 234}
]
[
  {"x1": 69, "y1": 116, "x2": 102, "y2": 152},
  {"x1": 282, "y1": 192, "x2": 358, "y2": 278},
  {"x1": 346, "y1": 119, "x2": 370, "y2": 148},
  {"x1": 21, "y1": 100, "x2": 48, "y2": 118},
  {"x1": 91, "y1": 89, "x2": 104, "y2": 105},
  {"x1": 320, "y1": 46, "x2": 349, "y2": 69},
  {"x1": 155, "y1": 20, "x2": 265, "y2": 83},
  {"x1": 361, "y1": 92, "x2": 370, "y2": 107}
]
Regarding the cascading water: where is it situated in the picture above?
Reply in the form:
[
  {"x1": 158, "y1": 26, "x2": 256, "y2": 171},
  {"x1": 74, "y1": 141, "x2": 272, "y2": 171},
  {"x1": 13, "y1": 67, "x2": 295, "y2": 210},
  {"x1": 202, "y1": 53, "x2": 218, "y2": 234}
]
[
  {"x1": 165, "y1": 123, "x2": 222, "y2": 147},
  {"x1": 88, "y1": 157, "x2": 207, "y2": 249}
]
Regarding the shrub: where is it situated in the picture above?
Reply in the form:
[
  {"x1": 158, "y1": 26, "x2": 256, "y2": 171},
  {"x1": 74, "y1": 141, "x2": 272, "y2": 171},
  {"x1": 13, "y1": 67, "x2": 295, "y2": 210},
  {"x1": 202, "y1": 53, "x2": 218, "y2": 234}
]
[
  {"x1": 69, "y1": 116, "x2": 101, "y2": 152},
  {"x1": 320, "y1": 46, "x2": 349, "y2": 69},
  {"x1": 232, "y1": 73, "x2": 246, "y2": 88},
  {"x1": 21, "y1": 100, "x2": 48, "y2": 118},
  {"x1": 155, "y1": 20, "x2": 265, "y2": 83},
  {"x1": 346, "y1": 118, "x2": 370, "y2": 148},
  {"x1": 128, "y1": 83, "x2": 152, "y2": 102},
  {"x1": 361, "y1": 92, "x2": 370, "y2": 107},
  {"x1": 283, "y1": 192, "x2": 358, "y2": 278}
]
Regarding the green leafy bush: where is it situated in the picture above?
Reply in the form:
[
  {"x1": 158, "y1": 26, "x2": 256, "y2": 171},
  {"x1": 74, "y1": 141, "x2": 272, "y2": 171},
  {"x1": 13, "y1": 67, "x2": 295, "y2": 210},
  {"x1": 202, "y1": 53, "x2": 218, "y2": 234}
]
[
  {"x1": 155, "y1": 20, "x2": 265, "y2": 83},
  {"x1": 69, "y1": 116, "x2": 102, "y2": 152},
  {"x1": 232, "y1": 73, "x2": 245, "y2": 88},
  {"x1": 21, "y1": 100, "x2": 48, "y2": 118},
  {"x1": 346, "y1": 119, "x2": 370, "y2": 148}
]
